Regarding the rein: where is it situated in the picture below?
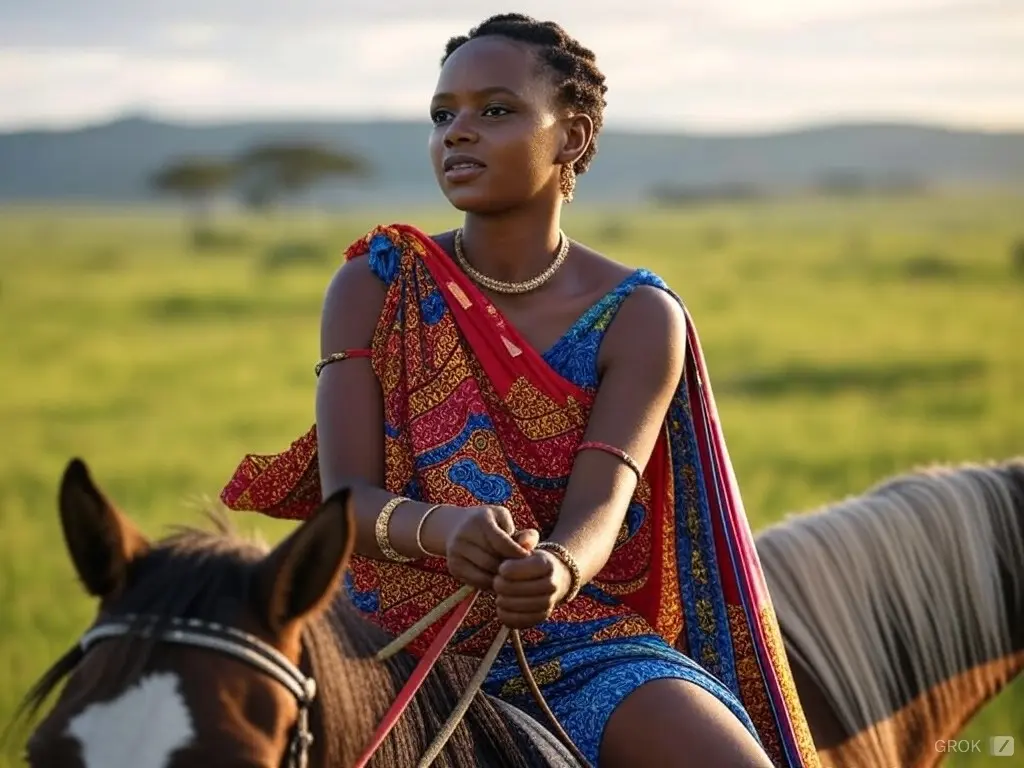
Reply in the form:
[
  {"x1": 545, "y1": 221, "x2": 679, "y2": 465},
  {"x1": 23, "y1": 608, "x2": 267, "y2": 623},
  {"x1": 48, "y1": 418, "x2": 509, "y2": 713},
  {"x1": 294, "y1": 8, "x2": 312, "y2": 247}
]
[
  {"x1": 76, "y1": 589, "x2": 591, "y2": 768},
  {"x1": 353, "y1": 585, "x2": 592, "y2": 768}
]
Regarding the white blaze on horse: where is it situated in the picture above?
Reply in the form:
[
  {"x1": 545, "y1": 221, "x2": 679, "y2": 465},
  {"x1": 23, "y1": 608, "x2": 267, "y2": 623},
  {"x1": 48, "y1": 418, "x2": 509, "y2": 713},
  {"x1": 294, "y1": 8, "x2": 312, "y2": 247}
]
[
  {"x1": 65, "y1": 672, "x2": 195, "y2": 768},
  {"x1": 12, "y1": 456, "x2": 1024, "y2": 768}
]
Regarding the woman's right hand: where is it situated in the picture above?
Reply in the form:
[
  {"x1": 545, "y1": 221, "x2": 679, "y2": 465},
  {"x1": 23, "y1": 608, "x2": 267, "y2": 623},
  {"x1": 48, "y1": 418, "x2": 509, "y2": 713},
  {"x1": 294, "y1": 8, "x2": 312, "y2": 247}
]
[{"x1": 444, "y1": 505, "x2": 535, "y2": 591}]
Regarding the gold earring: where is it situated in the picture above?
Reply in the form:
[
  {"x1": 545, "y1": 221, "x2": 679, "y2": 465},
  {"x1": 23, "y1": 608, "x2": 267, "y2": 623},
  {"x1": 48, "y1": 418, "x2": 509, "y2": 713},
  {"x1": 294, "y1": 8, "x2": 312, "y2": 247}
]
[{"x1": 560, "y1": 164, "x2": 576, "y2": 203}]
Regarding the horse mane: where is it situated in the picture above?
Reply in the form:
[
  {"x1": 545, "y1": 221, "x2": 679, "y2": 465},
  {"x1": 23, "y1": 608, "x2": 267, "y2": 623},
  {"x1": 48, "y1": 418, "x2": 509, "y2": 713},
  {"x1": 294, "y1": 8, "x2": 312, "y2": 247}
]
[
  {"x1": 755, "y1": 457, "x2": 1024, "y2": 740},
  {"x1": 14, "y1": 508, "x2": 553, "y2": 768}
]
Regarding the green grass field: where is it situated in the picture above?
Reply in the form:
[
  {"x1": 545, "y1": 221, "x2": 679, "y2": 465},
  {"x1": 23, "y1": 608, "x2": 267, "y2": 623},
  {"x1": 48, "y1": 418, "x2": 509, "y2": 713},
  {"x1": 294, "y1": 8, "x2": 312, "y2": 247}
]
[{"x1": 1, "y1": 194, "x2": 1021, "y2": 766}]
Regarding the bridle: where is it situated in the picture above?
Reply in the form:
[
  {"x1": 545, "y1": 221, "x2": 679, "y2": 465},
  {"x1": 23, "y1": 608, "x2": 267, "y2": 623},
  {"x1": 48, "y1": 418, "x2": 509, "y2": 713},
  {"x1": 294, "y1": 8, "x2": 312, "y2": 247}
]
[
  {"x1": 78, "y1": 614, "x2": 317, "y2": 768},
  {"x1": 76, "y1": 592, "x2": 592, "y2": 768}
]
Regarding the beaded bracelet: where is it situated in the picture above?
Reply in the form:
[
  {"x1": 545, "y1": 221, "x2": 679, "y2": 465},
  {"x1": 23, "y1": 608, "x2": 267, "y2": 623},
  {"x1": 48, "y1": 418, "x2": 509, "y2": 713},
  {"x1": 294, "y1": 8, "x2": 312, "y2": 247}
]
[
  {"x1": 536, "y1": 541, "x2": 582, "y2": 605},
  {"x1": 374, "y1": 496, "x2": 415, "y2": 563},
  {"x1": 575, "y1": 440, "x2": 642, "y2": 481}
]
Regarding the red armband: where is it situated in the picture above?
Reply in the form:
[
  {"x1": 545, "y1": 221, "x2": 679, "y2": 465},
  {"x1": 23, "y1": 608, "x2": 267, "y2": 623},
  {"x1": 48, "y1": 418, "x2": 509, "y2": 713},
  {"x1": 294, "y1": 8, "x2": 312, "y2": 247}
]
[{"x1": 575, "y1": 440, "x2": 643, "y2": 481}]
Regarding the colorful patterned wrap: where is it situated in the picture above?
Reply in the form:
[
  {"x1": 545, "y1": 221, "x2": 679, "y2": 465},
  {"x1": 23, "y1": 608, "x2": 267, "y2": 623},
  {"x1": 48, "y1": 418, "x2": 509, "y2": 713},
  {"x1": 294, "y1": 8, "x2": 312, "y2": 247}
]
[{"x1": 221, "y1": 224, "x2": 819, "y2": 767}]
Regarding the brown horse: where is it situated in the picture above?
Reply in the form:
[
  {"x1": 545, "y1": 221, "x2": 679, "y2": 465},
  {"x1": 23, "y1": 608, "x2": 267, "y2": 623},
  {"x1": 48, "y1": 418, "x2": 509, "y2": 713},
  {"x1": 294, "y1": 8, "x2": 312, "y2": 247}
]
[
  {"x1": 756, "y1": 458, "x2": 1024, "y2": 768},
  {"x1": 16, "y1": 459, "x2": 579, "y2": 768},
  {"x1": 15, "y1": 457, "x2": 1024, "y2": 767}
]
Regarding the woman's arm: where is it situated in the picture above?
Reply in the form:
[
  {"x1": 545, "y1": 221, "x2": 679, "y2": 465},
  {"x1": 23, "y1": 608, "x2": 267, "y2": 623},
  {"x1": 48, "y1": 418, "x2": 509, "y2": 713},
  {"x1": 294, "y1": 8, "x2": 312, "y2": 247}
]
[
  {"x1": 495, "y1": 286, "x2": 687, "y2": 625},
  {"x1": 315, "y1": 256, "x2": 527, "y2": 571},
  {"x1": 315, "y1": 257, "x2": 452, "y2": 559},
  {"x1": 547, "y1": 285, "x2": 687, "y2": 581}
]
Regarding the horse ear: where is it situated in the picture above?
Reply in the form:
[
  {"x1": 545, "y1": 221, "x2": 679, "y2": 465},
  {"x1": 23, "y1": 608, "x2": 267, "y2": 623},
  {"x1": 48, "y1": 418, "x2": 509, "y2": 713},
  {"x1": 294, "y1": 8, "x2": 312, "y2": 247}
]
[
  {"x1": 254, "y1": 488, "x2": 355, "y2": 638},
  {"x1": 58, "y1": 458, "x2": 151, "y2": 600}
]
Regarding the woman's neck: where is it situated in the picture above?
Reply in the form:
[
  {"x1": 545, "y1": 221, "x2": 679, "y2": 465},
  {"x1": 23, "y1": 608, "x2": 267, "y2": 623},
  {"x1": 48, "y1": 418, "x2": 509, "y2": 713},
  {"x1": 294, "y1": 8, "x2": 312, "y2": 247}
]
[{"x1": 459, "y1": 204, "x2": 564, "y2": 285}]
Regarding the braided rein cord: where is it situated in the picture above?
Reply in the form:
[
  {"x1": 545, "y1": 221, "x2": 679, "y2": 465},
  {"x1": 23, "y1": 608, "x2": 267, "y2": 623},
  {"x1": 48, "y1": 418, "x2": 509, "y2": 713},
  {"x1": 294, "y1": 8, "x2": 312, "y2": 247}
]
[{"x1": 360, "y1": 584, "x2": 593, "y2": 768}]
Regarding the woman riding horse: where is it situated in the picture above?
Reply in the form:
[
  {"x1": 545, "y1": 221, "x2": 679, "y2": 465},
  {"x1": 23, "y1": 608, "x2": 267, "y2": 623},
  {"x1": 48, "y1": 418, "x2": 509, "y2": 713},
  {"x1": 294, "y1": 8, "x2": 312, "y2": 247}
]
[{"x1": 222, "y1": 14, "x2": 818, "y2": 768}]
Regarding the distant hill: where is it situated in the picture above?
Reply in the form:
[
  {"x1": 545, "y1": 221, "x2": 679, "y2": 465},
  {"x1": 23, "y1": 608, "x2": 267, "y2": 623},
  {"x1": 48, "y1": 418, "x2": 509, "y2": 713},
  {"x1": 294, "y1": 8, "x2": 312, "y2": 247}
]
[{"x1": 1, "y1": 116, "x2": 1023, "y2": 206}]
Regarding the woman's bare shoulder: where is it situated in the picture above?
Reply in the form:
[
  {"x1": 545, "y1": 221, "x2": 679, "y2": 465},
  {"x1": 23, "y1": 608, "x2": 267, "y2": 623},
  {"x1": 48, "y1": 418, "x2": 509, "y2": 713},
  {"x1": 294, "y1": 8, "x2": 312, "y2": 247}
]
[
  {"x1": 568, "y1": 239, "x2": 639, "y2": 294},
  {"x1": 320, "y1": 249, "x2": 389, "y2": 354}
]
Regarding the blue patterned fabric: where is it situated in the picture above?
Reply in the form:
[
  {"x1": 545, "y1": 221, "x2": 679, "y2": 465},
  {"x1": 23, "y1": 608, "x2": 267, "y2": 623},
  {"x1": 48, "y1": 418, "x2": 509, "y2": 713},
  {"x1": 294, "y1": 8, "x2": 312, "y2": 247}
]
[
  {"x1": 483, "y1": 628, "x2": 756, "y2": 765},
  {"x1": 478, "y1": 269, "x2": 760, "y2": 764},
  {"x1": 541, "y1": 269, "x2": 667, "y2": 389}
]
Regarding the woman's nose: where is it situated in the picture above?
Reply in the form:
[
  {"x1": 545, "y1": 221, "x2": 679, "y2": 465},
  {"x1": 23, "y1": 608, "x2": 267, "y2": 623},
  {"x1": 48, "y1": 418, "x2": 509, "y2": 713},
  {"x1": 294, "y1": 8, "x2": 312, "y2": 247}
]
[{"x1": 443, "y1": 113, "x2": 478, "y2": 147}]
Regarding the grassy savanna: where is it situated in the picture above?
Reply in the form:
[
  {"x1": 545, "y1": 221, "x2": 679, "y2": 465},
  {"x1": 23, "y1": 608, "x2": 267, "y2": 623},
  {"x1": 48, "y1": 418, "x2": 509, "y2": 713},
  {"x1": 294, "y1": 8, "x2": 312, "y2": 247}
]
[{"x1": 1, "y1": 194, "x2": 1021, "y2": 766}]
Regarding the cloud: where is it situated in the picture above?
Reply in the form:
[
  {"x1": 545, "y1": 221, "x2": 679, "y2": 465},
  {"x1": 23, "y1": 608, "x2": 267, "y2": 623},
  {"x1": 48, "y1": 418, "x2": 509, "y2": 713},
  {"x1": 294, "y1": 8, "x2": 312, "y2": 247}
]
[
  {"x1": 162, "y1": 23, "x2": 223, "y2": 49},
  {"x1": 0, "y1": 1, "x2": 1021, "y2": 131},
  {"x1": 0, "y1": 48, "x2": 233, "y2": 126}
]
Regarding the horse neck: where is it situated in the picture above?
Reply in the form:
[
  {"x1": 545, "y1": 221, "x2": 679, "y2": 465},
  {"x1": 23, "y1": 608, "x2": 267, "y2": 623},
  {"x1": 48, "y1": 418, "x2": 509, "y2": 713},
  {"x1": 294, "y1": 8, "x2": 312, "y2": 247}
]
[
  {"x1": 302, "y1": 599, "x2": 439, "y2": 768},
  {"x1": 896, "y1": 469, "x2": 1024, "y2": 765},
  {"x1": 761, "y1": 461, "x2": 1024, "y2": 768},
  {"x1": 824, "y1": 650, "x2": 1024, "y2": 768},
  {"x1": 303, "y1": 595, "x2": 539, "y2": 768},
  {"x1": 819, "y1": 462, "x2": 1024, "y2": 768}
]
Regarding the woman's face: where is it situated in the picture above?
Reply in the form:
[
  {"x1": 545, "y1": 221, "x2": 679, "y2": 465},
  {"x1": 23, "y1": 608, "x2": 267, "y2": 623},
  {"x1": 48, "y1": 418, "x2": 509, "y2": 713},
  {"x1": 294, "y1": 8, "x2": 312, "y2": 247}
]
[{"x1": 428, "y1": 36, "x2": 579, "y2": 214}]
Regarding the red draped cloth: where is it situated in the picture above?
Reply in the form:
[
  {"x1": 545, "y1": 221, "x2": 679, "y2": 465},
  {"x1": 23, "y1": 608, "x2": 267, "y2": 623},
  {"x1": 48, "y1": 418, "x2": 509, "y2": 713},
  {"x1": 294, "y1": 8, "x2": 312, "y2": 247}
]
[{"x1": 222, "y1": 224, "x2": 819, "y2": 767}]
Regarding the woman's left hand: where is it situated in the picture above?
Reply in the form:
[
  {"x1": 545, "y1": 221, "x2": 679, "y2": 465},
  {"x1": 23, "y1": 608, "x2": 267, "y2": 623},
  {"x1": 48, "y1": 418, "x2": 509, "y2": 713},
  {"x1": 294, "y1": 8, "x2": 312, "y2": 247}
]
[{"x1": 493, "y1": 530, "x2": 573, "y2": 629}]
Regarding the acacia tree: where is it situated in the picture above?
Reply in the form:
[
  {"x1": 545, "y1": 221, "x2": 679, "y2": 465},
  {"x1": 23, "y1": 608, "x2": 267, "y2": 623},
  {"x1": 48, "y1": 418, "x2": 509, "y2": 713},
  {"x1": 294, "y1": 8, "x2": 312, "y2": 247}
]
[
  {"x1": 234, "y1": 142, "x2": 368, "y2": 213},
  {"x1": 150, "y1": 158, "x2": 237, "y2": 239}
]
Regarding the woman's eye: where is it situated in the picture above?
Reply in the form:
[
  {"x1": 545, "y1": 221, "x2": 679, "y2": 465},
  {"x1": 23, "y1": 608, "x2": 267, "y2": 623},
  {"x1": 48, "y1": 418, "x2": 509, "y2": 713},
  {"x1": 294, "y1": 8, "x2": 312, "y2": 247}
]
[{"x1": 431, "y1": 105, "x2": 511, "y2": 124}]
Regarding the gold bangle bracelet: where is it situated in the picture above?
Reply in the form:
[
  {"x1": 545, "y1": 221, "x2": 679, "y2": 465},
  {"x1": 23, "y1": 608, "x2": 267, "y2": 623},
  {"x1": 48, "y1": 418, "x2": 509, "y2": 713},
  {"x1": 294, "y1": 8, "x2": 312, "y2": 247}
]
[
  {"x1": 375, "y1": 496, "x2": 415, "y2": 563},
  {"x1": 415, "y1": 504, "x2": 445, "y2": 558},
  {"x1": 536, "y1": 541, "x2": 582, "y2": 604}
]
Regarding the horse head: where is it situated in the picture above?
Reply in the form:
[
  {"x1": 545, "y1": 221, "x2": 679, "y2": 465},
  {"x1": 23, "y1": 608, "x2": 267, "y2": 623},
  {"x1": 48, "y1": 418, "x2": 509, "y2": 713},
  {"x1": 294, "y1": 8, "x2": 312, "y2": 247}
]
[
  {"x1": 21, "y1": 458, "x2": 355, "y2": 768},
  {"x1": 18, "y1": 459, "x2": 582, "y2": 768}
]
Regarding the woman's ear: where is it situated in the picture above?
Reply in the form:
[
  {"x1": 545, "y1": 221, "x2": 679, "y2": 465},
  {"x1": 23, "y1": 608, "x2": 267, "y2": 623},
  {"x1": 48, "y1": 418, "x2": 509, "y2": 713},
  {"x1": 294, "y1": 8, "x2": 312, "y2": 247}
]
[{"x1": 555, "y1": 113, "x2": 594, "y2": 167}]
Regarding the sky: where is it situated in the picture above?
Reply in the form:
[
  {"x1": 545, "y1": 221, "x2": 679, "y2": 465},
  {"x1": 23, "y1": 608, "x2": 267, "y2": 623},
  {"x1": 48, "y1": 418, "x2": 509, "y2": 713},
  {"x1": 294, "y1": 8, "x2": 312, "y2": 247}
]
[{"x1": 1, "y1": 0, "x2": 1022, "y2": 133}]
